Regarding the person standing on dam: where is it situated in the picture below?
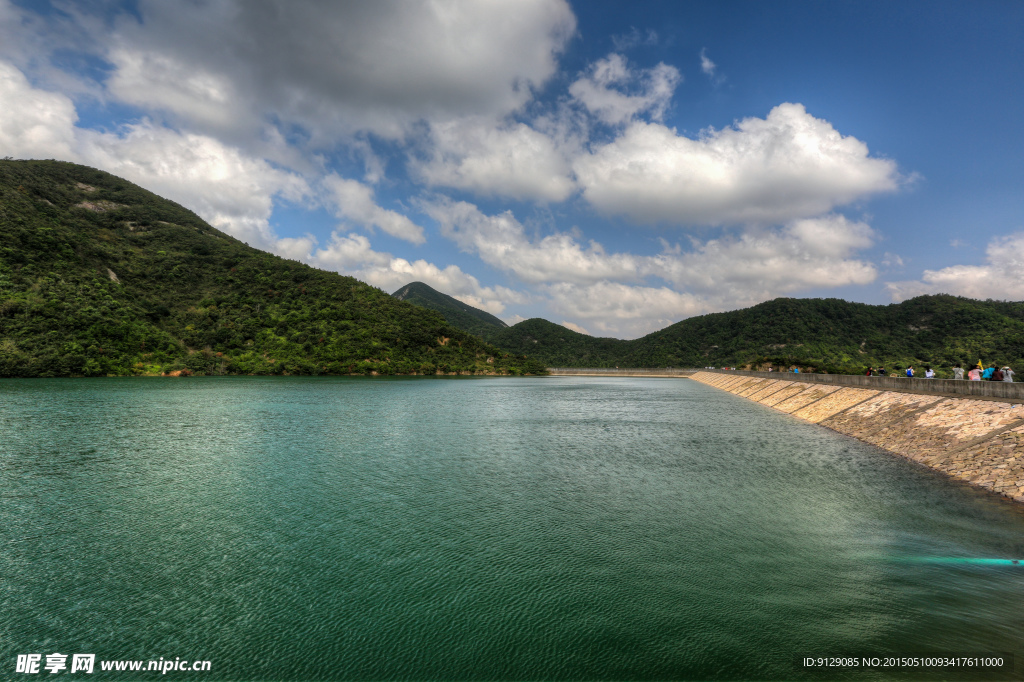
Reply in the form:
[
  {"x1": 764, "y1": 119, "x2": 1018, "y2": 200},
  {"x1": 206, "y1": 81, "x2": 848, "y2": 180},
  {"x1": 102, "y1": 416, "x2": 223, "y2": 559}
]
[
  {"x1": 952, "y1": 364, "x2": 964, "y2": 380},
  {"x1": 1003, "y1": 366, "x2": 1015, "y2": 382}
]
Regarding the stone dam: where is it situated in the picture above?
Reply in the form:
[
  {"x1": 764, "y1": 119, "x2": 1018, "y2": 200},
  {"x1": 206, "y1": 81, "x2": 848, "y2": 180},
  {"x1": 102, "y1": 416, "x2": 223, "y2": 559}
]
[{"x1": 690, "y1": 370, "x2": 1024, "y2": 505}]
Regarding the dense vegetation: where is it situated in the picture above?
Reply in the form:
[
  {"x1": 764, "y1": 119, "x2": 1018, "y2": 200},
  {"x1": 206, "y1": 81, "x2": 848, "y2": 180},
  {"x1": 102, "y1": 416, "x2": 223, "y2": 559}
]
[
  {"x1": 485, "y1": 297, "x2": 1024, "y2": 376},
  {"x1": 392, "y1": 281, "x2": 507, "y2": 339},
  {"x1": 0, "y1": 160, "x2": 546, "y2": 377},
  {"x1": 397, "y1": 282, "x2": 1024, "y2": 376}
]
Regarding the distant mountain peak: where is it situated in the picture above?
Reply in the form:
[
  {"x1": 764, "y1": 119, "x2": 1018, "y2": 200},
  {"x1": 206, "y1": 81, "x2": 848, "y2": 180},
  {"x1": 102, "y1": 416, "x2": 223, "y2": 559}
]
[{"x1": 391, "y1": 281, "x2": 508, "y2": 339}]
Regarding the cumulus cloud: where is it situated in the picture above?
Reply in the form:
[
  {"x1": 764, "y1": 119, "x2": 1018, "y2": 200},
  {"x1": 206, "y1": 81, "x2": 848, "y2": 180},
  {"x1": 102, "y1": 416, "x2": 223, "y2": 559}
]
[
  {"x1": 699, "y1": 47, "x2": 725, "y2": 85},
  {"x1": 424, "y1": 198, "x2": 646, "y2": 284},
  {"x1": 568, "y1": 53, "x2": 680, "y2": 125},
  {"x1": 882, "y1": 252, "x2": 904, "y2": 268},
  {"x1": 322, "y1": 175, "x2": 425, "y2": 244},
  {"x1": 700, "y1": 48, "x2": 716, "y2": 76},
  {"x1": 652, "y1": 215, "x2": 878, "y2": 303},
  {"x1": 0, "y1": 60, "x2": 78, "y2": 160},
  {"x1": 106, "y1": 47, "x2": 242, "y2": 131},
  {"x1": 426, "y1": 199, "x2": 876, "y2": 298},
  {"x1": 305, "y1": 232, "x2": 392, "y2": 271},
  {"x1": 100, "y1": 0, "x2": 576, "y2": 141},
  {"x1": 560, "y1": 321, "x2": 591, "y2": 335},
  {"x1": 0, "y1": 0, "x2": 106, "y2": 99},
  {"x1": 574, "y1": 102, "x2": 902, "y2": 225},
  {"x1": 546, "y1": 282, "x2": 707, "y2": 337},
  {"x1": 886, "y1": 232, "x2": 1024, "y2": 301},
  {"x1": 410, "y1": 117, "x2": 575, "y2": 202}
]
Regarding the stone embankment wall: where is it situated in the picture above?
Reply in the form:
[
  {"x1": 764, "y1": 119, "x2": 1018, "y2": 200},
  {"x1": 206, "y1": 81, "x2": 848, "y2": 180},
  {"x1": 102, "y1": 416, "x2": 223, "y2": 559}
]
[{"x1": 692, "y1": 371, "x2": 1024, "y2": 505}]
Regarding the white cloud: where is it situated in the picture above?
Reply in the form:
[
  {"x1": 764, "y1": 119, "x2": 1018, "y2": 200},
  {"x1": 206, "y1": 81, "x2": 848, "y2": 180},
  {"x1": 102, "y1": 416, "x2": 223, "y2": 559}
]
[
  {"x1": 107, "y1": 47, "x2": 242, "y2": 131},
  {"x1": 504, "y1": 314, "x2": 528, "y2": 326},
  {"x1": 700, "y1": 48, "x2": 717, "y2": 77},
  {"x1": 306, "y1": 232, "x2": 392, "y2": 271},
  {"x1": 424, "y1": 198, "x2": 646, "y2": 284},
  {"x1": 0, "y1": 1, "x2": 105, "y2": 99},
  {"x1": 699, "y1": 47, "x2": 725, "y2": 86},
  {"x1": 560, "y1": 321, "x2": 590, "y2": 335},
  {"x1": 573, "y1": 103, "x2": 901, "y2": 225},
  {"x1": 546, "y1": 282, "x2": 707, "y2": 337},
  {"x1": 426, "y1": 199, "x2": 876, "y2": 299},
  {"x1": 652, "y1": 215, "x2": 878, "y2": 303},
  {"x1": 322, "y1": 175, "x2": 425, "y2": 244},
  {"x1": 886, "y1": 232, "x2": 1024, "y2": 301},
  {"x1": 100, "y1": 0, "x2": 577, "y2": 141},
  {"x1": 0, "y1": 60, "x2": 78, "y2": 160},
  {"x1": 410, "y1": 117, "x2": 575, "y2": 202},
  {"x1": 275, "y1": 235, "x2": 320, "y2": 263},
  {"x1": 882, "y1": 252, "x2": 904, "y2": 268},
  {"x1": 568, "y1": 53, "x2": 680, "y2": 125}
]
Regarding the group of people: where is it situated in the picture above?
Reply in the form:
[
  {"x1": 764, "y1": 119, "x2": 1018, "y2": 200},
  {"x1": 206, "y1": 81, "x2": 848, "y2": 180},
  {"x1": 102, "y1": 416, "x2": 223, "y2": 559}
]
[
  {"x1": 864, "y1": 363, "x2": 1014, "y2": 381},
  {"x1": 954, "y1": 363, "x2": 1015, "y2": 382},
  {"x1": 864, "y1": 365, "x2": 934, "y2": 377}
]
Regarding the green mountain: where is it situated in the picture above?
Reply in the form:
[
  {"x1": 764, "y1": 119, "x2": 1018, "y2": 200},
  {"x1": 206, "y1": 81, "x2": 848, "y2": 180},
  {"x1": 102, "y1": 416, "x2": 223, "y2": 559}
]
[
  {"x1": 392, "y1": 281, "x2": 508, "y2": 340},
  {"x1": 0, "y1": 159, "x2": 546, "y2": 377},
  {"x1": 489, "y1": 297, "x2": 1024, "y2": 375}
]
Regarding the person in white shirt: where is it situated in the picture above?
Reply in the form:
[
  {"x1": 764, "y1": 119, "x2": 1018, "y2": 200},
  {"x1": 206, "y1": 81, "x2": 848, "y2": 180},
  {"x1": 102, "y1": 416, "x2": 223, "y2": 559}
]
[
  {"x1": 1003, "y1": 366, "x2": 1015, "y2": 382},
  {"x1": 925, "y1": 367, "x2": 935, "y2": 378}
]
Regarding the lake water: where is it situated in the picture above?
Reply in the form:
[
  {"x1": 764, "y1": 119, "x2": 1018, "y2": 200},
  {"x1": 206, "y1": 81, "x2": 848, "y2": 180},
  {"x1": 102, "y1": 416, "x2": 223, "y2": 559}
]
[{"x1": 2, "y1": 376, "x2": 1023, "y2": 680}]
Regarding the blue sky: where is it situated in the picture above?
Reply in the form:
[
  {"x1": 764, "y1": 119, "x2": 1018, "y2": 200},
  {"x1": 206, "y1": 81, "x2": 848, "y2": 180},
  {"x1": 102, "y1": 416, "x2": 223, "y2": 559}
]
[{"x1": 2, "y1": 0, "x2": 1022, "y2": 337}]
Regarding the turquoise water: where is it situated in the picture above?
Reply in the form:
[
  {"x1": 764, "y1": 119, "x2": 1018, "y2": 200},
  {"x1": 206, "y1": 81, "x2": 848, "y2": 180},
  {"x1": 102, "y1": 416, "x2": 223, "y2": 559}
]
[{"x1": 2, "y1": 376, "x2": 1023, "y2": 680}]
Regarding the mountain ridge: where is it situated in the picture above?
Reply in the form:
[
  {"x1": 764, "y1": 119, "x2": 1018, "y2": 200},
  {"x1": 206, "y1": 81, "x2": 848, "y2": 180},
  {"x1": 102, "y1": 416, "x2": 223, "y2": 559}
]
[{"x1": 393, "y1": 283, "x2": 1024, "y2": 375}]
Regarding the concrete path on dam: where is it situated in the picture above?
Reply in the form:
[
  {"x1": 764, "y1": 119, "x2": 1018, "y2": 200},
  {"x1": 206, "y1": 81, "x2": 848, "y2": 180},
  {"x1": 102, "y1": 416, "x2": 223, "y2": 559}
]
[
  {"x1": 547, "y1": 368, "x2": 697, "y2": 377},
  {"x1": 691, "y1": 370, "x2": 1024, "y2": 506}
]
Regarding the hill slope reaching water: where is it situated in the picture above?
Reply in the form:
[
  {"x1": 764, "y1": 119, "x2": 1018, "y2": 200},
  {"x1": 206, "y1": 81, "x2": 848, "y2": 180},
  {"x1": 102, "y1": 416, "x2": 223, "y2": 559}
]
[{"x1": 0, "y1": 160, "x2": 546, "y2": 377}]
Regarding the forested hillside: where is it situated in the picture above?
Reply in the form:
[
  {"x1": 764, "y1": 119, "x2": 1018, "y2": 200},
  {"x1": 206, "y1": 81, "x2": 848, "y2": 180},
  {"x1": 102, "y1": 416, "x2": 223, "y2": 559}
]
[
  {"x1": 0, "y1": 160, "x2": 546, "y2": 377},
  {"x1": 487, "y1": 297, "x2": 1024, "y2": 375}
]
